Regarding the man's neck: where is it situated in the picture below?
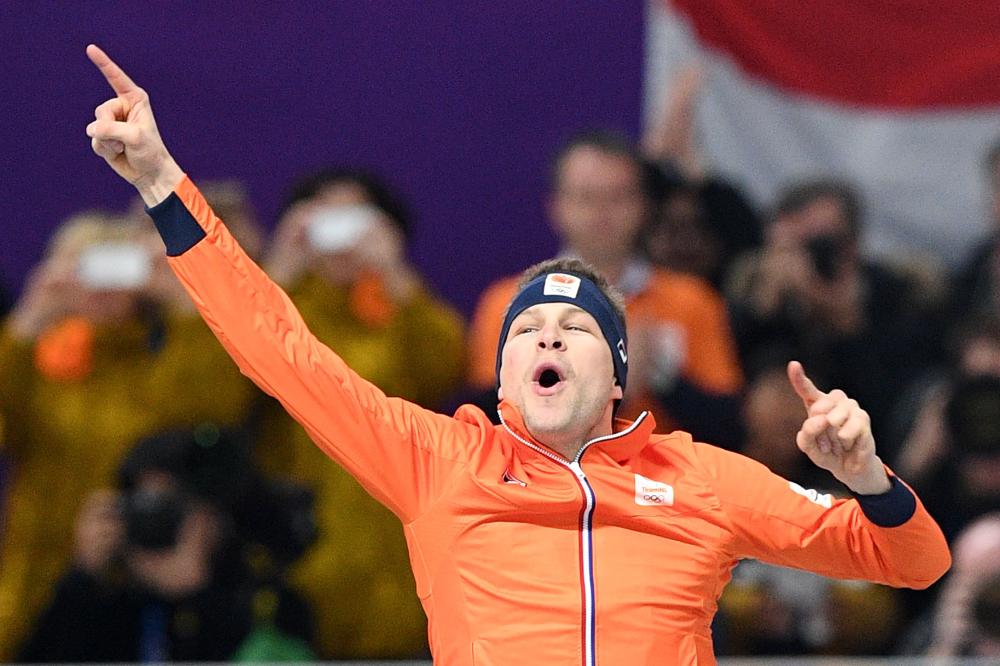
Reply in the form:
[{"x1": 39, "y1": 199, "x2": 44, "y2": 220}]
[
  {"x1": 529, "y1": 418, "x2": 615, "y2": 462},
  {"x1": 544, "y1": 438, "x2": 586, "y2": 462}
]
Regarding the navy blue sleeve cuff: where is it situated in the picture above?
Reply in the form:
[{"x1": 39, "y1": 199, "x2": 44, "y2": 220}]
[
  {"x1": 853, "y1": 475, "x2": 917, "y2": 527},
  {"x1": 145, "y1": 191, "x2": 206, "y2": 257}
]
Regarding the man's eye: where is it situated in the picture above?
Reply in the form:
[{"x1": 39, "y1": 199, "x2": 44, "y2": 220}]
[
  {"x1": 566, "y1": 325, "x2": 587, "y2": 332},
  {"x1": 516, "y1": 326, "x2": 537, "y2": 335}
]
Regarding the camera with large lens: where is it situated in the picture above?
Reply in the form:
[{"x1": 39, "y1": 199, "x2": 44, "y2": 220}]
[
  {"x1": 804, "y1": 234, "x2": 846, "y2": 281},
  {"x1": 123, "y1": 486, "x2": 191, "y2": 551},
  {"x1": 946, "y1": 375, "x2": 1000, "y2": 458},
  {"x1": 118, "y1": 425, "x2": 316, "y2": 563}
]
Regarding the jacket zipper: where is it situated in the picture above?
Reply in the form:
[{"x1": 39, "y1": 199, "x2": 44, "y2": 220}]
[{"x1": 498, "y1": 411, "x2": 649, "y2": 666}]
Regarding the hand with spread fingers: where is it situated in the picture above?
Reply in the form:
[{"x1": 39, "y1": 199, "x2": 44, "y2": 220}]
[
  {"x1": 85, "y1": 44, "x2": 184, "y2": 206},
  {"x1": 787, "y1": 360, "x2": 892, "y2": 495}
]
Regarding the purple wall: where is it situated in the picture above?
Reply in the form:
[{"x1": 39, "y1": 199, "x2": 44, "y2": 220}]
[{"x1": 1, "y1": 2, "x2": 644, "y2": 316}]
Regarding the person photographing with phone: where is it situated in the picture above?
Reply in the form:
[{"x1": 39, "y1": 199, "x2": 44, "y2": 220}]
[
  {"x1": 0, "y1": 211, "x2": 255, "y2": 659},
  {"x1": 83, "y1": 45, "x2": 950, "y2": 665}
]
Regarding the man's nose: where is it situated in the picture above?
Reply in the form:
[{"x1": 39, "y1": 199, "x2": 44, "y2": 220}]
[{"x1": 537, "y1": 325, "x2": 564, "y2": 350}]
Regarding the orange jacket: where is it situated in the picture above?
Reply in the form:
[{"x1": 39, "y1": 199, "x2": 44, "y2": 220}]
[{"x1": 152, "y1": 177, "x2": 950, "y2": 665}]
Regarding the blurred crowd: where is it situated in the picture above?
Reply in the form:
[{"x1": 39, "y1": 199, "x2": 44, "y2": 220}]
[{"x1": 1, "y1": 71, "x2": 999, "y2": 662}]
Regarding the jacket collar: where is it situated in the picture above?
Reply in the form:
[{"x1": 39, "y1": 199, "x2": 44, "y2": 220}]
[{"x1": 497, "y1": 400, "x2": 657, "y2": 464}]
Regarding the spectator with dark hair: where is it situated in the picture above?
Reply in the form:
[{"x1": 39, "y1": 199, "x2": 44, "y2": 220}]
[
  {"x1": 953, "y1": 136, "x2": 1000, "y2": 321},
  {"x1": 640, "y1": 178, "x2": 762, "y2": 291},
  {"x1": 725, "y1": 178, "x2": 945, "y2": 455},
  {"x1": 892, "y1": 316, "x2": 1000, "y2": 542},
  {"x1": 18, "y1": 426, "x2": 316, "y2": 663},
  {"x1": 640, "y1": 63, "x2": 763, "y2": 291},
  {"x1": 0, "y1": 212, "x2": 255, "y2": 659},
  {"x1": 263, "y1": 166, "x2": 463, "y2": 408},
  {"x1": 467, "y1": 129, "x2": 745, "y2": 449},
  {"x1": 255, "y1": 166, "x2": 464, "y2": 658},
  {"x1": 928, "y1": 513, "x2": 1000, "y2": 656}
]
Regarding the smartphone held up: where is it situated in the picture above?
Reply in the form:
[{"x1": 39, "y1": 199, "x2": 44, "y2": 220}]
[
  {"x1": 77, "y1": 242, "x2": 152, "y2": 291},
  {"x1": 305, "y1": 205, "x2": 378, "y2": 254}
]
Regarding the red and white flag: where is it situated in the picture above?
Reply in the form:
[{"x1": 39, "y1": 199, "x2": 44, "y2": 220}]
[{"x1": 645, "y1": 0, "x2": 1000, "y2": 264}]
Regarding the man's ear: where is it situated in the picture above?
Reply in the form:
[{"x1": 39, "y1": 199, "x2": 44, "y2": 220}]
[{"x1": 612, "y1": 381, "x2": 623, "y2": 401}]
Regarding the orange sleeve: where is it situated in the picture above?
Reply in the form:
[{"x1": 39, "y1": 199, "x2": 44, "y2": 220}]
[
  {"x1": 465, "y1": 277, "x2": 518, "y2": 389},
  {"x1": 152, "y1": 177, "x2": 479, "y2": 522},
  {"x1": 696, "y1": 443, "x2": 951, "y2": 589}
]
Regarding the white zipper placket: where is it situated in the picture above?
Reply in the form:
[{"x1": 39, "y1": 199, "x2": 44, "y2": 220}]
[{"x1": 499, "y1": 411, "x2": 649, "y2": 666}]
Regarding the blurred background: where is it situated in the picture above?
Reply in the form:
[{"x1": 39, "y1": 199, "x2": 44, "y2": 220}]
[
  {"x1": 2, "y1": 1, "x2": 1000, "y2": 663},
  {"x1": 0, "y1": 1, "x2": 644, "y2": 316}
]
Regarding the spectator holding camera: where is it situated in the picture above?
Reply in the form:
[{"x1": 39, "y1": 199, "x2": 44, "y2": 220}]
[
  {"x1": 0, "y1": 212, "x2": 255, "y2": 659},
  {"x1": 254, "y1": 168, "x2": 464, "y2": 659},
  {"x1": 263, "y1": 167, "x2": 465, "y2": 408},
  {"x1": 726, "y1": 179, "x2": 944, "y2": 450},
  {"x1": 18, "y1": 427, "x2": 315, "y2": 663},
  {"x1": 953, "y1": 137, "x2": 1000, "y2": 322},
  {"x1": 893, "y1": 317, "x2": 1000, "y2": 542}
]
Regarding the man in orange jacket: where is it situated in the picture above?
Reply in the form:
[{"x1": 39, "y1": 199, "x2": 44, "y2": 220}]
[{"x1": 84, "y1": 45, "x2": 950, "y2": 666}]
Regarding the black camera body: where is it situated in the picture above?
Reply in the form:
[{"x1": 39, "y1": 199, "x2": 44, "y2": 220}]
[
  {"x1": 804, "y1": 234, "x2": 845, "y2": 281},
  {"x1": 946, "y1": 375, "x2": 1000, "y2": 457},
  {"x1": 123, "y1": 487, "x2": 191, "y2": 551},
  {"x1": 118, "y1": 426, "x2": 316, "y2": 564}
]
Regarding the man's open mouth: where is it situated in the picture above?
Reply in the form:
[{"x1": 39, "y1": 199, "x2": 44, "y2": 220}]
[
  {"x1": 533, "y1": 363, "x2": 566, "y2": 393},
  {"x1": 538, "y1": 368, "x2": 561, "y2": 388}
]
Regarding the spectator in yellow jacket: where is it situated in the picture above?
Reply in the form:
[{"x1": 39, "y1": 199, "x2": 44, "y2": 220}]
[
  {"x1": 254, "y1": 167, "x2": 465, "y2": 658},
  {"x1": 0, "y1": 211, "x2": 255, "y2": 659}
]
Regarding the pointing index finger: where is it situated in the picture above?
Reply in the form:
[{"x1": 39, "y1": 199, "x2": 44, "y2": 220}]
[
  {"x1": 86, "y1": 44, "x2": 140, "y2": 96},
  {"x1": 787, "y1": 360, "x2": 824, "y2": 408}
]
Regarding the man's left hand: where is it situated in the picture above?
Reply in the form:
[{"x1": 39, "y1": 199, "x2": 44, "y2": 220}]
[{"x1": 787, "y1": 360, "x2": 891, "y2": 495}]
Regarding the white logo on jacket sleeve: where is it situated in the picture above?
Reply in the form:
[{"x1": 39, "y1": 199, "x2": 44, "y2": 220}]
[
  {"x1": 634, "y1": 474, "x2": 674, "y2": 506},
  {"x1": 788, "y1": 481, "x2": 833, "y2": 508},
  {"x1": 543, "y1": 273, "x2": 581, "y2": 298}
]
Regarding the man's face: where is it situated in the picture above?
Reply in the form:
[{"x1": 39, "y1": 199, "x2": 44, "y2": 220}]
[
  {"x1": 550, "y1": 147, "x2": 647, "y2": 265},
  {"x1": 498, "y1": 302, "x2": 622, "y2": 452}
]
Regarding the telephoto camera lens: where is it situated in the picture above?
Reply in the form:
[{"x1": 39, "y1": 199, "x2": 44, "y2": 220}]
[{"x1": 124, "y1": 487, "x2": 189, "y2": 550}]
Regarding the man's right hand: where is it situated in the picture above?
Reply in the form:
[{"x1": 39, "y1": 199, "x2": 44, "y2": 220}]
[
  {"x1": 85, "y1": 44, "x2": 184, "y2": 206},
  {"x1": 74, "y1": 489, "x2": 125, "y2": 576},
  {"x1": 8, "y1": 255, "x2": 84, "y2": 341}
]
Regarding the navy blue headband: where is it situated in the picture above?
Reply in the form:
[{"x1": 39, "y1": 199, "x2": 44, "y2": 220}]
[{"x1": 495, "y1": 271, "x2": 628, "y2": 393}]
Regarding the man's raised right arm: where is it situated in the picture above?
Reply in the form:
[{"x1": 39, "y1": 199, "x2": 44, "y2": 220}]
[{"x1": 84, "y1": 45, "x2": 476, "y2": 521}]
